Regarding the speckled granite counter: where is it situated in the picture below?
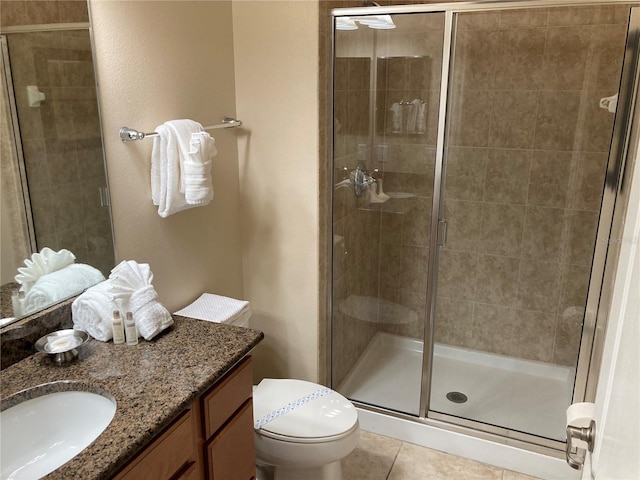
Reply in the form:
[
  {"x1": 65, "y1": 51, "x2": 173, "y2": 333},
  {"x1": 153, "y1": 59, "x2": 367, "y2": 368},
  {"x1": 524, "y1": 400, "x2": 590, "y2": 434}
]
[{"x1": 0, "y1": 316, "x2": 264, "y2": 479}]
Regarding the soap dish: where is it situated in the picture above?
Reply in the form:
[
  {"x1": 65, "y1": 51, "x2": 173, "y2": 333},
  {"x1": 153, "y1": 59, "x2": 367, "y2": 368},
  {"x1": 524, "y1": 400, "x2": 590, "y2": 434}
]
[{"x1": 35, "y1": 330, "x2": 89, "y2": 365}]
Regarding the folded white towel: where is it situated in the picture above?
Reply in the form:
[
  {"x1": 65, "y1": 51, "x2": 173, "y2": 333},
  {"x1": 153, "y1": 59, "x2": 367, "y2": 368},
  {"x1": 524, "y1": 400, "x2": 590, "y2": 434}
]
[
  {"x1": 22, "y1": 264, "x2": 105, "y2": 315},
  {"x1": 174, "y1": 293, "x2": 250, "y2": 324},
  {"x1": 151, "y1": 119, "x2": 205, "y2": 218},
  {"x1": 71, "y1": 280, "x2": 119, "y2": 342},
  {"x1": 15, "y1": 247, "x2": 76, "y2": 294},
  {"x1": 184, "y1": 132, "x2": 216, "y2": 205},
  {"x1": 109, "y1": 260, "x2": 173, "y2": 340}
]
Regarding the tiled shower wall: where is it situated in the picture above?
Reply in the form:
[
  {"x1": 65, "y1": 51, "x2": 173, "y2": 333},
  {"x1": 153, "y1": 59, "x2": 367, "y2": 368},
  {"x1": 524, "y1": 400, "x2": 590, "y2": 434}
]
[
  {"x1": 2, "y1": 2, "x2": 114, "y2": 276},
  {"x1": 330, "y1": 4, "x2": 629, "y2": 385}
]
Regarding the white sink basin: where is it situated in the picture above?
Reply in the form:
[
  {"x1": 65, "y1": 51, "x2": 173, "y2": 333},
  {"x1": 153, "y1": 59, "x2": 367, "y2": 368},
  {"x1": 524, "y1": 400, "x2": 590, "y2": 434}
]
[{"x1": 0, "y1": 390, "x2": 116, "y2": 479}]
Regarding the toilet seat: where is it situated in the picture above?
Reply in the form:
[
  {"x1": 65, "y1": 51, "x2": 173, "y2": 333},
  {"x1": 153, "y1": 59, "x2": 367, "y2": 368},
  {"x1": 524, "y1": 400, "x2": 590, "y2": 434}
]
[{"x1": 253, "y1": 379, "x2": 358, "y2": 444}]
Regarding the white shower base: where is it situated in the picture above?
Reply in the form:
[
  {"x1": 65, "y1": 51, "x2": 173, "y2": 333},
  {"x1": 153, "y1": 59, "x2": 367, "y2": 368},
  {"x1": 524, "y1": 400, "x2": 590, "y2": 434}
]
[
  {"x1": 338, "y1": 332, "x2": 574, "y2": 440},
  {"x1": 338, "y1": 333, "x2": 578, "y2": 479}
]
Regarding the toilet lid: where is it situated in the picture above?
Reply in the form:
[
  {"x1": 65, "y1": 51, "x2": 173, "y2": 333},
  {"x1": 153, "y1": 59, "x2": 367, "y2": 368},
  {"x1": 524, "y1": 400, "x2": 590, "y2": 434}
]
[{"x1": 253, "y1": 379, "x2": 358, "y2": 440}]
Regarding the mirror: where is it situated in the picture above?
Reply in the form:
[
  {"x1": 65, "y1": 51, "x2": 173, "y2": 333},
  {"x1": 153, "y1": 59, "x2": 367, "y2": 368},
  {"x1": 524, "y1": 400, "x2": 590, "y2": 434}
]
[{"x1": 0, "y1": 3, "x2": 115, "y2": 327}]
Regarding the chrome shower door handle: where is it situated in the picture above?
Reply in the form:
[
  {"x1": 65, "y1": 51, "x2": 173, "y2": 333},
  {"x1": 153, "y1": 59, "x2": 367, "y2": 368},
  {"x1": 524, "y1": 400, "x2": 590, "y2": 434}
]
[{"x1": 566, "y1": 419, "x2": 596, "y2": 469}]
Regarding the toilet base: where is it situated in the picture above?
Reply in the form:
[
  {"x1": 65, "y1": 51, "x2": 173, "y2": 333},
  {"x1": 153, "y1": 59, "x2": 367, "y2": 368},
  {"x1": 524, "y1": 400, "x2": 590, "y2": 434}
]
[{"x1": 274, "y1": 460, "x2": 342, "y2": 480}]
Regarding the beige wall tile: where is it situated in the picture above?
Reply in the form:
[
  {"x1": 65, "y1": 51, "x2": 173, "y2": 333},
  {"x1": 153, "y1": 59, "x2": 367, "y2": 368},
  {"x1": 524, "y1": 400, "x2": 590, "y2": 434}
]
[
  {"x1": 489, "y1": 91, "x2": 538, "y2": 149},
  {"x1": 449, "y1": 90, "x2": 493, "y2": 147},
  {"x1": 510, "y1": 309, "x2": 556, "y2": 362},
  {"x1": 493, "y1": 28, "x2": 545, "y2": 91},
  {"x1": 438, "y1": 249, "x2": 477, "y2": 300},
  {"x1": 559, "y1": 264, "x2": 590, "y2": 314},
  {"x1": 400, "y1": 245, "x2": 430, "y2": 293},
  {"x1": 452, "y1": 29, "x2": 499, "y2": 90},
  {"x1": 472, "y1": 303, "x2": 514, "y2": 356},
  {"x1": 541, "y1": 27, "x2": 590, "y2": 90},
  {"x1": 479, "y1": 203, "x2": 525, "y2": 257},
  {"x1": 500, "y1": 8, "x2": 548, "y2": 28},
  {"x1": 484, "y1": 148, "x2": 531, "y2": 204},
  {"x1": 521, "y1": 206, "x2": 567, "y2": 263},
  {"x1": 566, "y1": 210, "x2": 599, "y2": 266},
  {"x1": 401, "y1": 196, "x2": 432, "y2": 246},
  {"x1": 534, "y1": 91, "x2": 581, "y2": 151},
  {"x1": 572, "y1": 152, "x2": 608, "y2": 211},
  {"x1": 516, "y1": 260, "x2": 562, "y2": 312},
  {"x1": 527, "y1": 150, "x2": 573, "y2": 208},
  {"x1": 553, "y1": 307, "x2": 583, "y2": 366},
  {"x1": 435, "y1": 296, "x2": 473, "y2": 347},
  {"x1": 445, "y1": 147, "x2": 488, "y2": 201},
  {"x1": 443, "y1": 199, "x2": 483, "y2": 253},
  {"x1": 475, "y1": 254, "x2": 520, "y2": 307},
  {"x1": 548, "y1": 5, "x2": 630, "y2": 26},
  {"x1": 1, "y1": 1, "x2": 28, "y2": 27},
  {"x1": 26, "y1": 0, "x2": 60, "y2": 25}
]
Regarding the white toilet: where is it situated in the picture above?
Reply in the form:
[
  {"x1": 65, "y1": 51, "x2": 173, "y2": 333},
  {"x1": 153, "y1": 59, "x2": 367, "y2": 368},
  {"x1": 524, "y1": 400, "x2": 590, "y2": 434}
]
[
  {"x1": 252, "y1": 378, "x2": 360, "y2": 480},
  {"x1": 218, "y1": 307, "x2": 359, "y2": 479}
]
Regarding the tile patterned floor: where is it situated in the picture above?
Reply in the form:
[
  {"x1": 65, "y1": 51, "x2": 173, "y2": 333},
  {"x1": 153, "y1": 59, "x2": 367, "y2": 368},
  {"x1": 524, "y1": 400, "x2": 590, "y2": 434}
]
[{"x1": 343, "y1": 431, "x2": 542, "y2": 480}]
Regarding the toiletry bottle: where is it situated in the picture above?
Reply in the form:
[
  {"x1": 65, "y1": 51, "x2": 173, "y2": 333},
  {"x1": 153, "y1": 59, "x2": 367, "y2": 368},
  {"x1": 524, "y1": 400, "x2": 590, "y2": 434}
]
[
  {"x1": 124, "y1": 312, "x2": 138, "y2": 345},
  {"x1": 112, "y1": 310, "x2": 125, "y2": 345}
]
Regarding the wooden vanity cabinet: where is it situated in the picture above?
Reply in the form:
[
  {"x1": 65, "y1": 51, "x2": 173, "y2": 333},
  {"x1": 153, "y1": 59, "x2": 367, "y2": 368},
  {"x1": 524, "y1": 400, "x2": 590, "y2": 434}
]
[{"x1": 113, "y1": 356, "x2": 255, "y2": 480}]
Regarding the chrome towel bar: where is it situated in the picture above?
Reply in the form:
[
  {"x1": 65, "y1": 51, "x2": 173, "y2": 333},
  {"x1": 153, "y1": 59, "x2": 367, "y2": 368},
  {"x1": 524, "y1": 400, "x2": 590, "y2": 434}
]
[{"x1": 120, "y1": 117, "x2": 242, "y2": 142}]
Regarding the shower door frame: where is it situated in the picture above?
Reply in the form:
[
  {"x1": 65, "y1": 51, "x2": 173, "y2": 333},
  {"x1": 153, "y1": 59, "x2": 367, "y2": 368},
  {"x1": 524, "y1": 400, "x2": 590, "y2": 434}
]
[{"x1": 330, "y1": 0, "x2": 640, "y2": 452}]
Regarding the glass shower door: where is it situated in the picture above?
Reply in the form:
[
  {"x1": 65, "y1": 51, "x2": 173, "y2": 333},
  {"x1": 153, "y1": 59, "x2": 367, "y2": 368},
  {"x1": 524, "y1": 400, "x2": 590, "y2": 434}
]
[
  {"x1": 331, "y1": 12, "x2": 446, "y2": 416},
  {"x1": 429, "y1": 5, "x2": 631, "y2": 441}
]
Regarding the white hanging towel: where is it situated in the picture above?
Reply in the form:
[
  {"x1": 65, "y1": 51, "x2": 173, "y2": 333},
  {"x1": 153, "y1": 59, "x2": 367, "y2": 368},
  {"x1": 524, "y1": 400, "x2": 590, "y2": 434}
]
[
  {"x1": 183, "y1": 132, "x2": 216, "y2": 205},
  {"x1": 151, "y1": 119, "x2": 215, "y2": 217}
]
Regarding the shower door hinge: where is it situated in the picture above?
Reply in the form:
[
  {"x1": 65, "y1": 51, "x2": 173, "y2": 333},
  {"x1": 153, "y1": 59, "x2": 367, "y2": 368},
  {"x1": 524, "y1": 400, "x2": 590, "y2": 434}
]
[{"x1": 436, "y1": 220, "x2": 447, "y2": 247}]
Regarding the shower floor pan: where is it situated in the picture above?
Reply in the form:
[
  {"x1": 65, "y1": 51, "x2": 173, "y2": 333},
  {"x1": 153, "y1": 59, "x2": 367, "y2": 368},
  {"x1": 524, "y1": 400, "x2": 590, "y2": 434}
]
[{"x1": 337, "y1": 332, "x2": 574, "y2": 441}]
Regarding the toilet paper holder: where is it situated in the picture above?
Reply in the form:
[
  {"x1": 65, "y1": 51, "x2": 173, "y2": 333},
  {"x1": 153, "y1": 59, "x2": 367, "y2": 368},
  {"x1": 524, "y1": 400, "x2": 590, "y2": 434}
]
[{"x1": 566, "y1": 419, "x2": 596, "y2": 469}]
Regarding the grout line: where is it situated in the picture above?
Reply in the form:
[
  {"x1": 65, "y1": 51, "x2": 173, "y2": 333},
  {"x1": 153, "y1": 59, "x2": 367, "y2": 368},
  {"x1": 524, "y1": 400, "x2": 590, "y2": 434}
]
[{"x1": 385, "y1": 441, "x2": 403, "y2": 480}]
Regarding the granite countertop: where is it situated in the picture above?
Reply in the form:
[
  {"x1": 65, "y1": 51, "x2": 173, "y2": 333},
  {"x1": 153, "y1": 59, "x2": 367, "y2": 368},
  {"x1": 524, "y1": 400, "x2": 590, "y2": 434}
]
[{"x1": 0, "y1": 316, "x2": 264, "y2": 480}]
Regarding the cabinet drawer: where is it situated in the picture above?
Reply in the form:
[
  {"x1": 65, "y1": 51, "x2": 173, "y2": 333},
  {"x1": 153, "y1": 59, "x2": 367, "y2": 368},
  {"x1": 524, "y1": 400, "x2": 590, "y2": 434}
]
[
  {"x1": 113, "y1": 409, "x2": 197, "y2": 480},
  {"x1": 206, "y1": 400, "x2": 256, "y2": 480},
  {"x1": 202, "y1": 356, "x2": 253, "y2": 439}
]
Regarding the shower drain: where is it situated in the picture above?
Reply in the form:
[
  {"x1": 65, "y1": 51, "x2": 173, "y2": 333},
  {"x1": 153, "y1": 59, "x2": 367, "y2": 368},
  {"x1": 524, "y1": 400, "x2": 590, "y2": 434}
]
[{"x1": 446, "y1": 391, "x2": 468, "y2": 403}]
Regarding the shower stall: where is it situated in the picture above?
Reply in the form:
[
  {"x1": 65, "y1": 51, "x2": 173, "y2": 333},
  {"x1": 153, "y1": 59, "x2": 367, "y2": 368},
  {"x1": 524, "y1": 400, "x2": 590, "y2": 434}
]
[{"x1": 329, "y1": 0, "x2": 638, "y2": 458}]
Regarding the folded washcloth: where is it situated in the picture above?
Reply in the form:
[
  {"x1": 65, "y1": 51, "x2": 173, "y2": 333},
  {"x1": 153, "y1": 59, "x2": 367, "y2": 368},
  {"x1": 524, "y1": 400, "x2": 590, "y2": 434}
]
[
  {"x1": 109, "y1": 260, "x2": 173, "y2": 340},
  {"x1": 72, "y1": 280, "x2": 119, "y2": 342},
  {"x1": 22, "y1": 264, "x2": 105, "y2": 315},
  {"x1": 174, "y1": 293, "x2": 250, "y2": 324},
  {"x1": 151, "y1": 119, "x2": 205, "y2": 217}
]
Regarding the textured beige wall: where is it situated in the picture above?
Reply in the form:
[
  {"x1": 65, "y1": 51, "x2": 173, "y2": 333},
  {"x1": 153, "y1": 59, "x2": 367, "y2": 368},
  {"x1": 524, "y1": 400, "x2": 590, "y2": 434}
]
[
  {"x1": 89, "y1": 1, "x2": 244, "y2": 311},
  {"x1": 232, "y1": 1, "x2": 319, "y2": 382}
]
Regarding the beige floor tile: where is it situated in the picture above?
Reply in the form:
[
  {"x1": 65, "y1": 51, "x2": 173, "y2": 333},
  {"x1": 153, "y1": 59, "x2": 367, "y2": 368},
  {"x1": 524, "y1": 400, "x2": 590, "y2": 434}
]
[
  {"x1": 387, "y1": 442, "x2": 504, "y2": 480},
  {"x1": 502, "y1": 470, "x2": 542, "y2": 480},
  {"x1": 343, "y1": 431, "x2": 402, "y2": 480}
]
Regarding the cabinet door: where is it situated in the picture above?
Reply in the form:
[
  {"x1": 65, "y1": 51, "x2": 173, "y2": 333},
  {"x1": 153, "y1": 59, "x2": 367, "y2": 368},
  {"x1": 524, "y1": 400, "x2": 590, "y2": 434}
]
[
  {"x1": 206, "y1": 400, "x2": 256, "y2": 480},
  {"x1": 113, "y1": 409, "x2": 198, "y2": 480},
  {"x1": 203, "y1": 356, "x2": 253, "y2": 439}
]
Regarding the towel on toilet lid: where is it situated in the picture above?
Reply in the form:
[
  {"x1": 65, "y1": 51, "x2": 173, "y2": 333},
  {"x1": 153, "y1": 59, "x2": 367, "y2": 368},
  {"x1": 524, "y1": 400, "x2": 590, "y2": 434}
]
[{"x1": 174, "y1": 293, "x2": 250, "y2": 325}]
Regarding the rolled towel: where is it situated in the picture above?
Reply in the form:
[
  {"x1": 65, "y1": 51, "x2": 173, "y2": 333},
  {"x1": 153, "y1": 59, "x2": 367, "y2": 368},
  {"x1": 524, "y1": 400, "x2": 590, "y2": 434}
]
[
  {"x1": 22, "y1": 264, "x2": 105, "y2": 315},
  {"x1": 71, "y1": 280, "x2": 120, "y2": 342}
]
